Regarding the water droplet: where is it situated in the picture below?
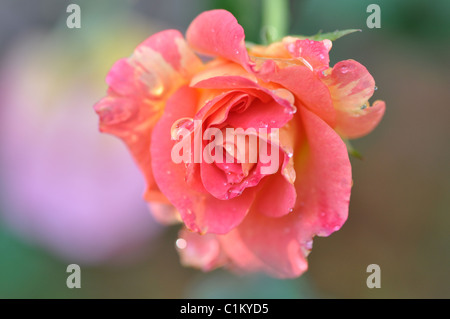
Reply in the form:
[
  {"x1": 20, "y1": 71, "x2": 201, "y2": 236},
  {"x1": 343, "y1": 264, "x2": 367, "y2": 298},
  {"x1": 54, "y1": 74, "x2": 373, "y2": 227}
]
[
  {"x1": 170, "y1": 117, "x2": 194, "y2": 140},
  {"x1": 289, "y1": 208, "x2": 294, "y2": 213},
  {"x1": 339, "y1": 66, "x2": 349, "y2": 74},
  {"x1": 284, "y1": 105, "x2": 297, "y2": 114},
  {"x1": 235, "y1": 49, "x2": 240, "y2": 55},
  {"x1": 228, "y1": 188, "x2": 243, "y2": 197},
  {"x1": 175, "y1": 238, "x2": 187, "y2": 250},
  {"x1": 186, "y1": 209, "x2": 192, "y2": 215},
  {"x1": 297, "y1": 57, "x2": 313, "y2": 71},
  {"x1": 374, "y1": 86, "x2": 378, "y2": 91},
  {"x1": 141, "y1": 72, "x2": 165, "y2": 97}
]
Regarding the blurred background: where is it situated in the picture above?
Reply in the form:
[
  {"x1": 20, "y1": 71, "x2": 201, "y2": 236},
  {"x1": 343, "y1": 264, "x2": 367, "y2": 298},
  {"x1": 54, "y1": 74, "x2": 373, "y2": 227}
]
[{"x1": 0, "y1": 0, "x2": 448, "y2": 298}]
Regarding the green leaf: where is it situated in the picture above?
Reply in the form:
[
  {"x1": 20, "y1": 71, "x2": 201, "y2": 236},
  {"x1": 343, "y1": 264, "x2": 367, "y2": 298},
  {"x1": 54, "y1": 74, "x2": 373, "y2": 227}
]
[
  {"x1": 293, "y1": 29, "x2": 361, "y2": 41},
  {"x1": 343, "y1": 139, "x2": 364, "y2": 160}
]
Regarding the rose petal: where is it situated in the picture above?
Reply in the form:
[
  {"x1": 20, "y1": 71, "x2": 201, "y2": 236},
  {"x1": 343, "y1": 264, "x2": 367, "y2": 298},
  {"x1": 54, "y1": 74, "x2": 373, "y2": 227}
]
[
  {"x1": 191, "y1": 60, "x2": 257, "y2": 85},
  {"x1": 151, "y1": 86, "x2": 257, "y2": 234},
  {"x1": 186, "y1": 10, "x2": 251, "y2": 68},
  {"x1": 323, "y1": 59, "x2": 375, "y2": 111},
  {"x1": 218, "y1": 107, "x2": 351, "y2": 278},
  {"x1": 284, "y1": 38, "x2": 332, "y2": 73},
  {"x1": 148, "y1": 202, "x2": 181, "y2": 225},
  {"x1": 258, "y1": 65, "x2": 336, "y2": 126},
  {"x1": 177, "y1": 228, "x2": 227, "y2": 271},
  {"x1": 335, "y1": 100, "x2": 386, "y2": 139},
  {"x1": 95, "y1": 30, "x2": 202, "y2": 201},
  {"x1": 321, "y1": 59, "x2": 384, "y2": 138},
  {"x1": 219, "y1": 209, "x2": 309, "y2": 278},
  {"x1": 253, "y1": 171, "x2": 297, "y2": 218},
  {"x1": 192, "y1": 74, "x2": 296, "y2": 127},
  {"x1": 294, "y1": 106, "x2": 352, "y2": 237}
]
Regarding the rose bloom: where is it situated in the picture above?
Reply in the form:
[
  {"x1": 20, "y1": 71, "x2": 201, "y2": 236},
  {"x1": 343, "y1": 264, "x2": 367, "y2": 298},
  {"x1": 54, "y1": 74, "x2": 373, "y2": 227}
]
[{"x1": 95, "y1": 10, "x2": 385, "y2": 277}]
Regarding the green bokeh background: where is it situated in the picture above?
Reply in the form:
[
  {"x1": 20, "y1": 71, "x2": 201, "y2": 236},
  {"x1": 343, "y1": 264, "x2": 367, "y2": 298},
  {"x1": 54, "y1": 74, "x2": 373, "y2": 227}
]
[{"x1": 0, "y1": 0, "x2": 449, "y2": 298}]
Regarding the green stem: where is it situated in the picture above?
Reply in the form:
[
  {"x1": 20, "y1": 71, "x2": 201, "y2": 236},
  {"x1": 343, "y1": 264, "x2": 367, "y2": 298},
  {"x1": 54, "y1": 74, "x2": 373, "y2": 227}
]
[{"x1": 262, "y1": 0, "x2": 289, "y2": 44}]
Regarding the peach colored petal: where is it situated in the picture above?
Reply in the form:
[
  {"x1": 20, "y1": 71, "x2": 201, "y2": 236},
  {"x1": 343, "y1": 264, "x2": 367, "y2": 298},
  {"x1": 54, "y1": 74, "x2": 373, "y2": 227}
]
[
  {"x1": 335, "y1": 100, "x2": 386, "y2": 139},
  {"x1": 321, "y1": 59, "x2": 384, "y2": 138},
  {"x1": 294, "y1": 106, "x2": 352, "y2": 237},
  {"x1": 177, "y1": 228, "x2": 227, "y2": 271},
  {"x1": 284, "y1": 38, "x2": 332, "y2": 72},
  {"x1": 94, "y1": 30, "x2": 202, "y2": 202},
  {"x1": 186, "y1": 10, "x2": 251, "y2": 69},
  {"x1": 219, "y1": 208, "x2": 309, "y2": 278},
  {"x1": 258, "y1": 65, "x2": 336, "y2": 126},
  {"x1": 322, "y1": 59, "x2": 375, "y2": 111}
]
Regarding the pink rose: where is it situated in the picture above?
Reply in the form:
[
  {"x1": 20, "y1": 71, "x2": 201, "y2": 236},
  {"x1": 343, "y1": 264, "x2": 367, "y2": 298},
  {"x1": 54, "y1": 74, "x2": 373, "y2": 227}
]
[{"x1": 95, "y1": 10, "x2": 385, "y2": 277}]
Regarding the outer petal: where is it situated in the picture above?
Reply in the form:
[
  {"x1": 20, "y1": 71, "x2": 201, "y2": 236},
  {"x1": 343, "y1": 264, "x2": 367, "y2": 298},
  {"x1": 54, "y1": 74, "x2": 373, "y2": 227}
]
[
  {"x1": 177, "y1": 228, "x2": 227, "y2": 271},
  {"x1": 258, "y1": 65, "x2": 336, "y2": 126},
  {"x1": 94, "y1": 30, "x2": 202, "y2": 202},
  {"x1": 335, "y1": 100, "x2": 386, "y2": 139},
  {"x1": 323, "y1": 60, "x2": 375, "y2": 111},
  {"x1": 253, "y1": 172, "x2": 297, "y2": 218},
  {"x1": 322, "y1": 59, "x2": 385, "y2": 138},
  {"x1": 284, "y1": 38, "x2": 332, "y2": 73},
  {"x1": 148, "y1": 202, "x2": 181, "y2": 225},
  {"x1": 151, "y1": 86, "x2": 257, "y2": 234},
  {"x1": 186, "y1": 10, "x2": 252, "y2": 68},
  {"x1": 219, "y1": 209, "x2": 309, "y2": 278},
  {"x1": 294, "y1": 106, "x2": 352, "y2": 237}
]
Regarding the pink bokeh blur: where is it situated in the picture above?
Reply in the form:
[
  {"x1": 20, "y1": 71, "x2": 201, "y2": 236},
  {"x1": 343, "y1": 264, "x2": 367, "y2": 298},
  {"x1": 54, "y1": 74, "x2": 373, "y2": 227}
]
[{"x1": 0, "y1": 17, "x2": 162, "y2": 264}]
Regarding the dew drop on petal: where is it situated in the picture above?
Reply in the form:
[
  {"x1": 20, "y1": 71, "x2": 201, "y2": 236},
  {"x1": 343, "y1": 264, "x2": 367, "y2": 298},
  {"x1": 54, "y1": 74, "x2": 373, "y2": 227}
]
[
  {"x1": 141, "y1": 72, "x2": 165, "y2": 97},
  {"x1": 284, "y1": 105, "x2": 297, "y2": 114},
  {"x1": 170, "y1": 117, "x2": 194, "y2": 140},
  {"x1": 175, "y1": 238, "x2": 187, "y2": 250},
  {"x1": 259, "y1": 121, "x2": 269, "y2": 128},
  {"x1": 339, "y1": 66, "x2": 349, "y2": 74}
]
